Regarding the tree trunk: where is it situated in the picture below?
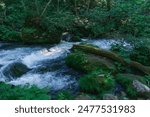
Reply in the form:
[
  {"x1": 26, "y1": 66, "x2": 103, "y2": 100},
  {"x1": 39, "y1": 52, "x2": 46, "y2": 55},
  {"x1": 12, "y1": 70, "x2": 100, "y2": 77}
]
[{"x1": 40, "y1": 0, "x2": 52, "y2": 17}]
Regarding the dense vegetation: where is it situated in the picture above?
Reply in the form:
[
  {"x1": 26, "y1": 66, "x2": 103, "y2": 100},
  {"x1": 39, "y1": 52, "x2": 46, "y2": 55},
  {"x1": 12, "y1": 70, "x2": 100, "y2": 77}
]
[
  {"x1": 0, "y1": 82, "x2": 50, "y2": 100},
  {"x1": 0, "y1": 0, "x2": 149, "y2": 43},
  {"x1": 66, "y1": 43, "x2": 150, "y2": 100},
  {"x1": 0, "y1": 0, "x2": 149, "y2": 100}
]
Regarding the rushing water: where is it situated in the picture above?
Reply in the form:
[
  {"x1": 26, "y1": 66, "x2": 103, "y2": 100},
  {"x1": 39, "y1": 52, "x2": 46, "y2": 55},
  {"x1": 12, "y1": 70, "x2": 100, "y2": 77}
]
[{"x1": 0, "y1": 39, "x2": 131, "y2": 93}]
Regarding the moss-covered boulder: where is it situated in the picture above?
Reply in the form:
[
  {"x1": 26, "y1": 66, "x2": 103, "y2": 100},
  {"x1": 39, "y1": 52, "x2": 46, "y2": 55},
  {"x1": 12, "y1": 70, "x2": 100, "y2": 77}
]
[
  {"x1": 115, "y1": 74, "x2": 150, "y2": 99},
  {"x1": 66, "y1": 50, "x2": 115, "y2": 73},
  {"x1": 2, "y1": 62, "x2": 30, "y2": 81}
]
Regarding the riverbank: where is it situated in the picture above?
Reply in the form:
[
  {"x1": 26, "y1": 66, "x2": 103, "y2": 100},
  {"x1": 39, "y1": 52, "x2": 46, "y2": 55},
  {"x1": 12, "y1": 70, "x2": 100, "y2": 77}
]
[{"x1": 0, "y1": 38, "x2": 149, "y2": 100}]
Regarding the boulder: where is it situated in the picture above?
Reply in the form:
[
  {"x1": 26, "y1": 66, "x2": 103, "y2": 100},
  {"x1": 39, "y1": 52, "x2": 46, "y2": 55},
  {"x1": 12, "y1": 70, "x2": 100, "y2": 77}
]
[
  {"x1": 66, "y1": 51, "x2": 116, "y2": 73},
  {"x1": 2, "y1": 62, "x2": 30, "y2": 81},
  {"x1": 116, "y1": 74, "x2": 150, "y2": 99},
  {"x1": 75, "y1": 94, "x2": 93, "y2": 100},
  {"x1": 133, "y1": 80, "x2": 150, "y2": 93},
  {"x1": 103, "y1": 94, "x2": 118, "y2": 100},
  {"x1": 61, "y1": 32, "x2": 81, "y2": 42}
]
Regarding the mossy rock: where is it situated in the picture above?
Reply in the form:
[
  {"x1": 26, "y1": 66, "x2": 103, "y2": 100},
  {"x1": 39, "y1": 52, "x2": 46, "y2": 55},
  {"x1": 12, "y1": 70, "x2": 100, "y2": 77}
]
[
  {"x1": 75, "y1": 94, "x2": 93, "y2": 100},
  {"x1": 66, "y1": 50, "x2": 115, "y2": 73},
  {"x1": 79, "y1": 70, "x2": 115, "y2": 94},
  {"x1": 115, "y1": 74, "x2": 150, "y2": 99},
  {"x1": 2, "y1": 62, "x2": 30, "y2": 81}
]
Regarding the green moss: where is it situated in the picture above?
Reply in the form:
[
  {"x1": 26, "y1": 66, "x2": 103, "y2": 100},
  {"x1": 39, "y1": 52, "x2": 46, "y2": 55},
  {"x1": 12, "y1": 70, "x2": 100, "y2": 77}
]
[
  {"x1": 0, "y1": 83, "x2": 50, "y2": 100},
  {"x1": 115, "y1": 74, "x2": 150, "y2": 99},
  {"x1": 79, "y1": 70, "x2": 115, "y2": 94},
  {"x1": 71, "y1": 36, "x2": 81, "y2": 42},
  {"x1": 56, "y1": 91, "x2": 74, "y2": 100},
  {"x1": 130, "y1": 46, "x2": 150, "y2": 66},
  {"x1": 66, "y1": 50, "x2": 114, "y2": 73},
  {"x1": 66, "y1": 51, "x2": 90, "y2": 73}
]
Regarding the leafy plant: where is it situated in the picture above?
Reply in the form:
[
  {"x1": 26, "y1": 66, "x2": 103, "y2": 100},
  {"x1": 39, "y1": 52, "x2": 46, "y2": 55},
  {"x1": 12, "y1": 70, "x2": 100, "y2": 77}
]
[
  {"x1": 0, "y1": 83, "x2": 50, "y2": 100},
  {"x1": 130, "y1": 46, "x2": 150, "y2": 66},
  {"x1": 79, "y1": 70, "x2": 115, "y2": 94},
  {"x1": 56, "y1": 91, "x2": 73, "y2": 100}
]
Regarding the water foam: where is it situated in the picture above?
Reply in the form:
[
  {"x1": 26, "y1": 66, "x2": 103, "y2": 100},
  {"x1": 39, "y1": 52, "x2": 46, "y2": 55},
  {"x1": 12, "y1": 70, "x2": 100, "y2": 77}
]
[
  {"x1": 22, "y1": 41, "x2": 78, "y2": 68},
  {"x1": 8, "y1": 72, "x2": 77, "y2": 90}
]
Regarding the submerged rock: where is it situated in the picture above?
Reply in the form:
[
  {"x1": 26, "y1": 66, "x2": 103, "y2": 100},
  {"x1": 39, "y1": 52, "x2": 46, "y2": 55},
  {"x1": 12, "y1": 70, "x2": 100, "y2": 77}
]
[{"x1": 2, "y1": 62, "x2": 30, "y2": 81}]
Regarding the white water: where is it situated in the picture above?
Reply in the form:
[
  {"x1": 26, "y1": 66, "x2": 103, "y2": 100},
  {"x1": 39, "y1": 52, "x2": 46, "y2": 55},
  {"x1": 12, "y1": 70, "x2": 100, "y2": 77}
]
[
  {"x1": 22, "y1": 41, "x2": 78, "y2": 68},
  {"x1": 0, "y1": 41, "x2": 80, "y2": 91},
  {"x1": 0, "y1": 39, "x2": 130, "y2": 91},
  {"x1": 83, "y1": 38, "x2": 131, "y2": 50}
]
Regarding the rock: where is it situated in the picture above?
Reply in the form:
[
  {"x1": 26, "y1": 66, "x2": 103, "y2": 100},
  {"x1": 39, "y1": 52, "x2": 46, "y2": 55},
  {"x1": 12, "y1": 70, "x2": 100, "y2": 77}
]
[
  {"x1": 133, "y1": 80, "x2": 150, "y2": 93},
  {"x1": 72, "y1": 44, "x2": 150, "y2": 75},
  {"x1": 87, "y1": 54, "x2": 116, "y2": 70},
  {"x1": 116, "y1": 74, "x2": 150, "y2": 99},
  {"x1": 2, "y1": 62, "x2": 30, "y2": 81},
  {"x1": 66, "y1": 50, "x2": 116, "y2": 73},
  {"x1": 75, "y1": 94, "x2": 92, "y2": 100},
  {"x1": 103, "y1": 94, "x2": 118, "y2": 100},
  {"x1": 61, "y1": 32, "x2": 81, "y2": 42},
  {"x1": 116, "y1": 74, "x2": 148, "y2": 85}
]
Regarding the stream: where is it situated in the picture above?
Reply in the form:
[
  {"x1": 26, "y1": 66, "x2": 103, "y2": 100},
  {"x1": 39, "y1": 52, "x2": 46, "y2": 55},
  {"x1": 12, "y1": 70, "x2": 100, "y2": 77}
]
[{"x1": 0, "y1": 39, "x2": 130, "y2": 94}]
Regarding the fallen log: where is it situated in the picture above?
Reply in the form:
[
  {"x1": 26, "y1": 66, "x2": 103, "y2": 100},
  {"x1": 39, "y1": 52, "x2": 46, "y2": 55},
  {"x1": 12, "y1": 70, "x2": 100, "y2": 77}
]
[
  {"x1": 129, "y1": 61, "x2": 150, "y2": 75},
  {"x1": 72, "y1": 44, "x2": 150, "y2": 75},
  {"x1": 72, "y1": 45, "x2": 127, "y2": 64}
]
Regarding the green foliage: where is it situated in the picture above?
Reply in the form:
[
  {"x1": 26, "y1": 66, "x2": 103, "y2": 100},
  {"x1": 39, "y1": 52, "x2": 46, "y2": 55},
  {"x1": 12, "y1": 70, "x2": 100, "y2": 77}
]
[
  {"x1": 65, "y1": 50, "x2": 88, "y2": 72},
  {"x1": 0, "y1": 0, "x2": 149, "y2": 43},
  {"x1": 66, "y1": 49, "x2": 113, "y2": 73},
  {"x1": 115, "y1": 74, "x2": 138, "y2": 99},
  {"x1": 116, "y1": 74, "x2": 150, "y2": 99},
  {"x1": 79, "y1": 70, "x2": 115, "y2": 94},
  {"x1": 111, "y1": 43, "x2": 131, "y2": 58},
  {"x1": 56, "y1": 91, "x2": 73, "y2": 100},
  {"x1": 130, "y1": 46, "x2": 150, "y2": 66},
  {"x1": 143, "y1": 76, "x2": 150, "y2": 87},
  {"x1": 0, "y1": 82, "x2": 50, "y2": 100}
]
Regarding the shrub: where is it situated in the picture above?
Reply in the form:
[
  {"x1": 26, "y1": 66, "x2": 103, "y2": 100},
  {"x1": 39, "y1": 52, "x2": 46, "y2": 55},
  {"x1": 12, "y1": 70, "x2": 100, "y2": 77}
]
[
  {"x1": 56, "y1": 91, "x2": 73, "y2": 100},
  {"x1": 79, "y1": 70, "x2": 115, "y2": 94},
  {"x1": 130, "y1": 46, "x2": 150, "y2": 66},
  {"x1": 116, "y1": 74, "x2": 150, "y2": 99},
  {"x1": 65, "y1": 50, "x2": 89, "y2": 73},
  {"x1": 0, "y1": 83, "x2": 50, "y2": 100}
]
